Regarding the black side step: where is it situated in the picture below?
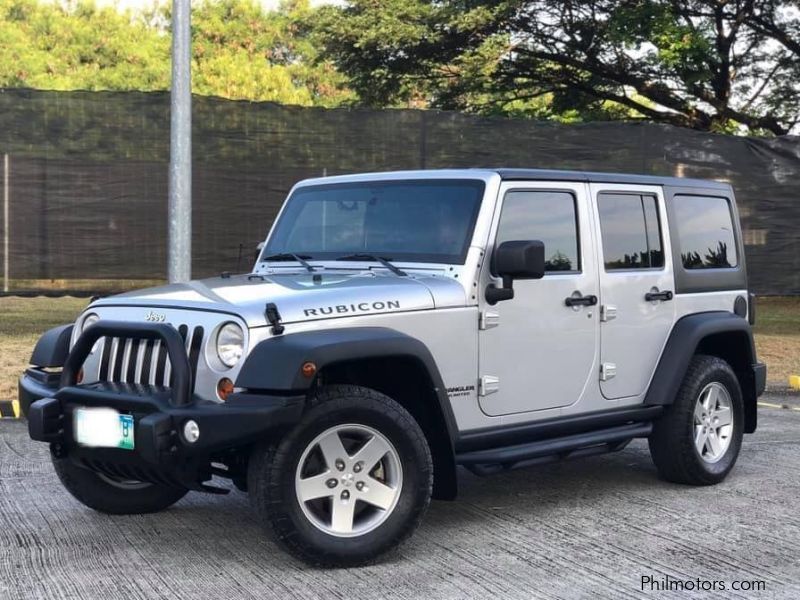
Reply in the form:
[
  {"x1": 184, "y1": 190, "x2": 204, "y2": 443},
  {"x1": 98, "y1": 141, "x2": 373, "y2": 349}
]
[{"x1": 455, "y1": 422, "x2": 652, "y2": 476}]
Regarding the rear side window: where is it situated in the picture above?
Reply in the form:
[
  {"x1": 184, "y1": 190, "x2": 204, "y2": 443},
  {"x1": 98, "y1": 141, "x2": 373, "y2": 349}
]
[
  {"x1": 496, "y1": 190, "x2": 580, "y2": 272},
  {"x1": 673, "y1": 195, "x2": 738, "y2": 269},
  {"x1": 597, "y1": 193, "x2": 664, "y2": 270}
]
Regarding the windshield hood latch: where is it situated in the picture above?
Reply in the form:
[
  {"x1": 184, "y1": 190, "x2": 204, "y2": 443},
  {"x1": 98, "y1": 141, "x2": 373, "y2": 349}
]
[{"x1": 265, "y1": 302, "x2": 285, "y2": 335}]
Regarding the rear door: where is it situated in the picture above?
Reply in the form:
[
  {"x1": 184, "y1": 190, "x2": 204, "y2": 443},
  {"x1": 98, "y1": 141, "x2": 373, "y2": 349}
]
[{"x1": 590, "y1": 184, "x2": 676, "y2": 400}]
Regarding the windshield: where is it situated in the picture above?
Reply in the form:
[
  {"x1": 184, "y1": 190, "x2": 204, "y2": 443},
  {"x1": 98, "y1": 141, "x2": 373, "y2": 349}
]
[{"x1": 263, "y1": 179, "x2": 485, "y2": 264}]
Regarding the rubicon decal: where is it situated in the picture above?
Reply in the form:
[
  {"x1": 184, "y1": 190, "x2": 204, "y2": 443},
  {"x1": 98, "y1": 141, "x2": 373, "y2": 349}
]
[{"x1": 303, "y1": 300, "x2": 401, "y2": 317}]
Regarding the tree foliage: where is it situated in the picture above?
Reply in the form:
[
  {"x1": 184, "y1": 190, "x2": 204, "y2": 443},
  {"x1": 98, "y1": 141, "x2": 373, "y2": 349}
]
[
  {"x1": 0, "y1": 0, "x2": 352, "y2": 106},
  {"x1": 314, "y1": 0, "x2": 800, "y2": 134}
]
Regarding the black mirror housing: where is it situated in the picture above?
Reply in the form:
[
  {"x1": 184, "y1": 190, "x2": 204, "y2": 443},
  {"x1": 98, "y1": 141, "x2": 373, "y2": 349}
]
[
  {"x1": 494, "y1": 240, "x2": 546, "y2": 280},
  {"x1": 486, "y1": 240, "x2": 545, "y2": 305}
]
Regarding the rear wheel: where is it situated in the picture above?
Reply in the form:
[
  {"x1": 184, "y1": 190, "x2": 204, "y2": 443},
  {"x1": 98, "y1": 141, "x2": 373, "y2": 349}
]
[
  {"x1": 649, "y1": 355, "x2": 744, "y2": 485},
  {"x1": 52, "y1": 457, "x2": 188, "y2": 514},
  {"x1": 248, "y1": 385, "x2": 433, "y2": 567}
]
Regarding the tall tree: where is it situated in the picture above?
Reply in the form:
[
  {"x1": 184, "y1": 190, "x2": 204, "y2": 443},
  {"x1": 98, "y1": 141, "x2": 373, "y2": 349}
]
[
  {"x1": 315, "y1": 0, "x2": 800, "y2": 134},
  {"x1": 0, "y1": 0, "x2": 353, "y2": 106}
]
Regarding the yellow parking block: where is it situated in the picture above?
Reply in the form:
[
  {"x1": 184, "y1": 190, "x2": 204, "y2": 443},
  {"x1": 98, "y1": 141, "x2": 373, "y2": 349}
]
[
  {"x1": 789, "y1": 375, "x2": 800, "y2": 391},
  {"x1": 0, "y1": 400, "x2": 18, "y2": 418}
]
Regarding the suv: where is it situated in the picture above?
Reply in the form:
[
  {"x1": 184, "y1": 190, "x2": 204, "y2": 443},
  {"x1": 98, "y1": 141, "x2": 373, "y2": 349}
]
[{"x1": 21, "y1": 169, "x2": 766, "y2": 566}]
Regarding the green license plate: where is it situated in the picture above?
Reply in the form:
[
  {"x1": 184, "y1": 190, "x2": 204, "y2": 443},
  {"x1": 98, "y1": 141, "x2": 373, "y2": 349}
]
[{"x1": 74, "y1": 408, "x2": 135, "y2": 450}]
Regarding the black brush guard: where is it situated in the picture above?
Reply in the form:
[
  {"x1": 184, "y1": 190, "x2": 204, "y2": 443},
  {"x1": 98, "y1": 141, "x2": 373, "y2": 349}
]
[{"x1": 27, "y1": 321, "x2": 304, "y2": 491}]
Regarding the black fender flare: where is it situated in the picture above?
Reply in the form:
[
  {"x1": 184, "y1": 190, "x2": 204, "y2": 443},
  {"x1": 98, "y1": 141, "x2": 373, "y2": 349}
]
[
  {"x1": 645, "y1": 311, "x2": 760, "y2": 432},
  {"x1": 236, "y1": 326, "x2": 459, "y2": 499},
  {"x1": 30, "y1": 324, "x2": 74, "y2": 368},
  {"x1": 236, "y1": 326, "x2": 459, "y2": 445}
]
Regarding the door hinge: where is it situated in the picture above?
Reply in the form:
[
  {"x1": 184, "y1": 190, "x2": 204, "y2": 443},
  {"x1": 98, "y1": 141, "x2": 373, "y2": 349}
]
[
  {"x1": 600, "y1": 362, "x2": 617, "y2": 381},
  {"x1": 479, "y1": 310, "x2": 500, "y2": 330},
  {"x1": 478, "y1": 375, "x2": 500, "y2": 396},
  {"x1": 600, "y1": 304, "x2": 617, "y2": 322}
]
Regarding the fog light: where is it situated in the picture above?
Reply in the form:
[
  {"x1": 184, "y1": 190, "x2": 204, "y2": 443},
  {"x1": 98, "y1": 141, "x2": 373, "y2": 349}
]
[
  {"x1": 183, "y1": 420, "x2": 200, "y2": 444},
  {"x1": 216, "y1": 377, "x2": 234, "y2": 401}
]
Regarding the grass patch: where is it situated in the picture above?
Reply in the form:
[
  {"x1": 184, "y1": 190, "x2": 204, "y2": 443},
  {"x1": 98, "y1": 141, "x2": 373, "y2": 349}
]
[
  {"x1": 0, "y1": 295, "x2": 798, "y2": 402},
  {"x1": 1, "y1": 296, "x2": 87, "y2": 402}
]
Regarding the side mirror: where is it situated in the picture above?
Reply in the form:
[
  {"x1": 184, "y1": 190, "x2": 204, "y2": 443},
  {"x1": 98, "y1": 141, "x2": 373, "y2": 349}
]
[{"x1": 486, "y1": 240, "x2": 545, "y2": 305}]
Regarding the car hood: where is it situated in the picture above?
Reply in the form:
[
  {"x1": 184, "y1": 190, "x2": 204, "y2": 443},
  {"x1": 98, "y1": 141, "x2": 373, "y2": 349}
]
[{"x1": 90, "y1": 271, "x2": 467, "y2": 327}]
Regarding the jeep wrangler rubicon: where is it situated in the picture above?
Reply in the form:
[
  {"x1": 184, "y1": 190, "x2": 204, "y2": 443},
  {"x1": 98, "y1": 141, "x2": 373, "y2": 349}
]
[{"x1": 21, "y1": 169, "x2": 766, "y2": 567}]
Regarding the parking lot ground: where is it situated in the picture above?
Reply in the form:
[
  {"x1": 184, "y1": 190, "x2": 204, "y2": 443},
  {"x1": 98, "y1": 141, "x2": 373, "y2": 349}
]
[{"x1": 1, "y1": 395, "x2": 798, "y2": 600}]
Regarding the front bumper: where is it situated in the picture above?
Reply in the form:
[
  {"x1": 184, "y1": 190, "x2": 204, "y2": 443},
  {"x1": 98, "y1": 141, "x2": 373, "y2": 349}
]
[{"x1": 25, "y1": 320, "x2": 304, "y2": 490}]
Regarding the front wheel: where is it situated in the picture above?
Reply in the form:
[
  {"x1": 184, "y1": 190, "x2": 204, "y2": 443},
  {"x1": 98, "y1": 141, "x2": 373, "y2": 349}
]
[
  {"x1": 649, "y1": 355, "x2": 744, "y2": 485},
  {"x1": 52, "y1": 457, "x2": 188, "y2": 514},
  {"x1": 248, "y1": 385, "x2": 433, "y2": 567}
]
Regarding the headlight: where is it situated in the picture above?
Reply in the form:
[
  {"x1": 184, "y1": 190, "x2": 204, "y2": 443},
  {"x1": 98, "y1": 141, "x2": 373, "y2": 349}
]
[
  {"x1": 216, "y1": 322, "x2": 244, "y2": 368},
  {"x1": 82, "y1": 313, "x2": 99, "y2": 332}
]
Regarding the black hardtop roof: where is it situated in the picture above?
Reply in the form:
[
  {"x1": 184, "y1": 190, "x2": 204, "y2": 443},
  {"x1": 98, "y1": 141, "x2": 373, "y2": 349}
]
[{"x1": 493, "y1": 168, "x2": 730, "y2": 191}]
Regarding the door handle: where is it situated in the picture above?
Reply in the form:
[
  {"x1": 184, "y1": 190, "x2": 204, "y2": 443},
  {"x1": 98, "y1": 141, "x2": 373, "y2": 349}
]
[
  {"x1": 565, "y1": 294, "x2": 598, "y2": 307},
  {"x1": 645, "y1": 290, "x2": 673, "y2": 302}
]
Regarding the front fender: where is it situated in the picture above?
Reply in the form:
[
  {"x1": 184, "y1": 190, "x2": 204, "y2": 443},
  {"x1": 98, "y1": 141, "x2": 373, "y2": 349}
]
[
  {"x1": 236, "y1": 327, "x2": 458, "y2": 441},
  {"x1": 30, "y1": 324, "x2": 74, "y2": 368}
]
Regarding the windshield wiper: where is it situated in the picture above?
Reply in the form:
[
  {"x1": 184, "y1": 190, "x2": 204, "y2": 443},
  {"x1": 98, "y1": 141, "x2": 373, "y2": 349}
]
[
  {"x1": 262, "y1": 253, "x2": 316, "y2": 272},
  {"x1": 335, "y1": 253, "x2": 407, "y2": 277}
]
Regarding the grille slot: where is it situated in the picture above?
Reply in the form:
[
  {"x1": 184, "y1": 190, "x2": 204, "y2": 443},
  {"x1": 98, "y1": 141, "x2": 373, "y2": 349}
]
[{"x1": 94, "y1": 326, "x2": 204, "y2": 390}]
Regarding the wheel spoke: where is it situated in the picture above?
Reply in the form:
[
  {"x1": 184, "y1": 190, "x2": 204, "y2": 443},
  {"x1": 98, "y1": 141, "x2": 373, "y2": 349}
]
[
  {"x1": 706, "y1": 430, "x2": 723, "y2": 457},
  {"x1": 297, "y1": 472, "x2": 333, "y2": 502},
  {"x1": 694, "y1": 425, "x2": 707, "y2": 455},
  {"x1": 317, "y1": 430, "x2": 348, "y2": 470},
  {"x1": 714, "y1": 405, "x2": 732, "y2": 427},
  {"x1": 704, "y1": 386, "x2": 719, "y2": 413},
  {"x1": 352, "y1": 434, "x2": 391, "y2": 472},
  {"x1": 694, "y1": 400, "x2": 706, "y2": 424},
  {"x1": 360, "y1": 479, "x2": 397, "y2": 511},
  {"x1": 331, "y1": 495, "x2": 356, "y2": 533}
]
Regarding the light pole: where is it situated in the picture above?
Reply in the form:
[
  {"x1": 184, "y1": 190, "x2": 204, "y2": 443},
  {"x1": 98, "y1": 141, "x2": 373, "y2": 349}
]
[{"x1": 168, "y1": 0, "x2": 192, "y2": 283}]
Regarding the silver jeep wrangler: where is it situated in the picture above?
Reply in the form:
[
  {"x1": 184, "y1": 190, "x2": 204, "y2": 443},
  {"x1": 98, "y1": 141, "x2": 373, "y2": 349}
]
[{"x1": 21, "y1": 169, "x2": 766, "y2": 566}]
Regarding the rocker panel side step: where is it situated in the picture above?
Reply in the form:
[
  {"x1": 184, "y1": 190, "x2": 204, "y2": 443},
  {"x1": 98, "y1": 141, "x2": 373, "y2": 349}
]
[{"x1": 455, "y1": 421, "x2": 653, "y2": 469}]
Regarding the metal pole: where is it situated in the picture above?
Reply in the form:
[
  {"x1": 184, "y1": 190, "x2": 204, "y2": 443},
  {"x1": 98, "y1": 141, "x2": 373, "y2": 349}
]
[
  {"x1": 3, "y1": 154, "x2": 8, "y2": 293},
  {"x1": 168, "y1": 0, "x2": 192, "y2": 283}
]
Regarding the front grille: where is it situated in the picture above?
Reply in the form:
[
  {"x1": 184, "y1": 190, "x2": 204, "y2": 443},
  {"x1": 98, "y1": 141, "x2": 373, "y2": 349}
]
[{"x1": 96, "y1": 325, "x2": 204, "y2": 390}]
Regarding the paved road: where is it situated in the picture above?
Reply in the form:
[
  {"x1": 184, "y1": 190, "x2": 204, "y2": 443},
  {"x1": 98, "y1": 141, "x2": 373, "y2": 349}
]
[{"x1": 1, "y1": 396, "x2": 799, "y2": 600}]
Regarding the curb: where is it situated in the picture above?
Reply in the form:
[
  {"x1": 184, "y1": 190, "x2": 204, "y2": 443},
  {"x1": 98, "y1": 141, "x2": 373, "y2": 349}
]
[{"x1": 0, "y1": 400, "x2": 20, "y2": 418}]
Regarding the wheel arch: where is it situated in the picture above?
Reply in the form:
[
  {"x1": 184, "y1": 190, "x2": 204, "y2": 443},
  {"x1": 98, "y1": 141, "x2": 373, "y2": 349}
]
[
  {"x1": 236, "y1": 327, "x2": 459, "y2": 500},
  {"x1": 645, "y1": 311, "x2": 760, "y2": 433}
]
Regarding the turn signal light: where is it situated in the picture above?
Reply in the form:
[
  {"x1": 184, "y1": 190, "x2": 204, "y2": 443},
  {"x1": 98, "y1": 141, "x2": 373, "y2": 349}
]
[
  {"x1": 301, "y1": 361, "x2": 317, "y2": 378},
  {"x1": 76, "y1": 368, "x2": 84, "y2": 384},
  {"x1": 217, "y1": 377, "x2": 234, "y2": 401}
]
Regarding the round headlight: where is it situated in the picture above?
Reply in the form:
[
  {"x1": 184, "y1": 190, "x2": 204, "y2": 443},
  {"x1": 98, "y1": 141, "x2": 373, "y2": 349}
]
[
  {"x1": 216, "y1": 322, "x2": 244, "y2": 368},
  {"x1": 82, "y1": 313, "x2": 100, "y2": 332}
]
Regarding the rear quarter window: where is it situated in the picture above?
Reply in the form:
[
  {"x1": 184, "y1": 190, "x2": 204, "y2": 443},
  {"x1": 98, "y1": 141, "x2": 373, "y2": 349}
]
[{"x1": 673, "y1": 195, "x2": 738, "y2": 269}]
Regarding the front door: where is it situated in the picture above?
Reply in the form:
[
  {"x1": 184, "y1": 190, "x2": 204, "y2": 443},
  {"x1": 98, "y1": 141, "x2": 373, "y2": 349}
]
[
  {"x1": 478, "y1": 182, "x2": 599, "y2": 417},
  {"x1": 590, "y1": 184, "x2": 676, "y2": 399}
]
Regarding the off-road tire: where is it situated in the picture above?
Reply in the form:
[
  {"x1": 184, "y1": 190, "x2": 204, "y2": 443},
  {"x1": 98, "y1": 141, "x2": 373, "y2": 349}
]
[
  {"x1": 52, "y1": 456, "x2": 188, "y2": 514},
  {"x1": 649, "y1": 355, "x2": 744, "y2": 485},
  {"x1": 247, "y1": 384, "x2": 433, "y2": 567}
]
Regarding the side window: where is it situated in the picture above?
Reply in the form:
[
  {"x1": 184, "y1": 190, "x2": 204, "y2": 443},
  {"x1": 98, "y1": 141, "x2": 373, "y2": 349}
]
[
  {"x1": 597, "y1": 193, "x2": 664, "y2": 270},
  {"x1": 673, "y1": 195, "x2": 738, "y2": 269},
  {"x1": 496, "y1": 190, "x2": 580, "y2": 272}
]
